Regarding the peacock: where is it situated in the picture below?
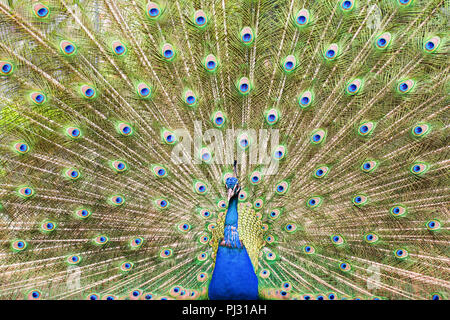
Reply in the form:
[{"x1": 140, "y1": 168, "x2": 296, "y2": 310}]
[{"x1": 0, "y1": 0, "x2": 448, "y2": 301}]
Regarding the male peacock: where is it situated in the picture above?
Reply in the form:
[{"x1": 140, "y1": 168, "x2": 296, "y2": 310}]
[
  {"x1": 0, "y1": 0, "x2": 448, "y2": 301},
  {"x1": 208, "y1": 162, "x2": 260, "y2": 300}
]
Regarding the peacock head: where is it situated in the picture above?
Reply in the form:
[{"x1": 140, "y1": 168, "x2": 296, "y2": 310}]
[{"x1": 225, "y1": 177, "x2": 241, "y2": 201}]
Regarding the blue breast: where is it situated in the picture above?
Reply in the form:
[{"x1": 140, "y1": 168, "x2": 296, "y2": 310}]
[
  {"x1": 208, "y1": 246, "x2": 259, "y2": 300},
  {"x1": 208, "y1": 195, "x2": 259, "y2": 300}
]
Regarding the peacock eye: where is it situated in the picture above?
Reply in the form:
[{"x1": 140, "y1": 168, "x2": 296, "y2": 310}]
[
  {"x1": 194, "y1": 180, "x2": 208, "y2": 194},
  {"x1": 410, "y1": 162, "x2": 428, "y2": 175},
  {"x1": 238, "y1": 191, "x2": 247, "y2": 201},
  {"x1": 33, "y1": 4, "x2": 50, "y2": 18},
  {"x1": 361, "y1": 160, "x2": 378, "y2": 173},
  {"x1": 340, "y1": 0, "x2": 355, "y2": 11},
  {"x1": 152, "y1": 165, "x2": 168, "y2": 178},
  {"x1": 132, "y1": 290, "x2": 141, "y2": 297},
  {"x1": 331, "y1": 234, "x2": 345, "y2": 245},
  {"x1": 80, "y1": 85, "x2": 96, "y2": 99},
  {"x1": 339, "y1": 261, "x2": 351, "y2": 272},
  {"x1": 352, "y1": 194, "x2": 368, "y2": 206},
  {"x1": 41, "y1": 220, "x2": 56, "y2": 233},
  {"x1": 307, "y1": 196, "x2": 323, "y2": 209},
  {"x1": 282, "y1": 55, "x2": 296, "y2": 72},
  {"x1": 398, "y1": 0, "x2": 412, "y2": 6},
  {"x1": 161, "y1": 43, "x2": 175, "y2": 61},
  {"x1": 295, "y1": 9, "x2": 310, "y2": 27},
  {"x1": 117, "y1": 122, "x2": 133, "y2": 136},
  {"x1": 109, "y1": 195, "x2": 125, "y2": 206},
  {"x1": 265, "y1": 108, "x2": 279, "y2": 125},
  {"x1": 431, "y1": 293, "x2": 442, "y2": 300},
  {"x1": 275, "y1": 181, "x2": 289, "y2": 195},
  {"x1": 28, "y1": 290, "x2": 42, "y2": 300},
  {"x1": 11, "y1": 239, "x2": 28, "y2": 252},
  {"x1": 60, "y1": 41, "x2": 76, "y2": 55},
  {"x1": 237, "y1": 77, "x2": 251, "y2": 95},
  {"x1": 184, "y1": 89, "x2": 197, "y2": 106},
  {"x1": 30, "y1": 92, "x2": 46, "y2": 104},
  {"x1": 423, "y1": 36, "x2": 440, "y2": 53},
  {"x1": 394, "y1": 248, "x2": 408, "y2": 259},
  {"x1": 285, "y1": 223, "x2": 297, "y2": 233},
  {"x1": 178, "y1": 222, "x2": 191, "y2": 232},
  {"x1": 310, "y1": 129, "x2": 327, "y2": 144},
  {"x1": 120, "y1": 261, "x2": 134, "y2": 272},
  {"x1": 87, "y1": 293, "x2": 100, "y2": 300},
  {"x1": 137, "y1": 83, "x2": 151, "y2": 98},
  {"x1": 212, "y1": 111, "x2": 225, "y2": 128},
  {"x1": 0, "y1": 61, "x2": 13, "y2": 75},
  {"x1": 324, "y1": 44, "x2": 339, "y2": 61},
  {"x1": 240, "y1": 27, "x2": 254, "y2": 44},
  {"x1": 426, "y1": 219, "x2": 441, "y2": 231}
]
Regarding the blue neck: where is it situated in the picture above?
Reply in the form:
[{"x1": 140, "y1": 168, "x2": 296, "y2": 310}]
[
  {"x1": 225, "y1": 195, "x2": 239, "y2": 226},
  {"x1": 223, "y1": 195, "x2": 242, "y2": 248}
]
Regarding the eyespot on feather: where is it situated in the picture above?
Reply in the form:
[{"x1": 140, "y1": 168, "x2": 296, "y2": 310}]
[
  {"x1": 265, "y1": 108, "x2": 279, "y2": 125},
  {"x1": 310, "y1": 129, "x2": 326, "y2": 145},
  {"x1": 212, "y1": 110, "x2": 226, "y2": 127},
  {"x1": 11, "y1": 239, "x2": 28, "y2": 252},
  {"x1": 423, "y1": 36, "x2": 440, "y2": 53},
  {"x1": 397, "y1": 79, "x2": 415, "y2": 94},
  {"x1": 137, "y1": 82, "x2": 152, "y2": 98},
  {"x1": 352, "y1": 194, "x2": 368, "y2": 206},
  {"x1": 298, "y1": 90, "x2": 313, "y2": 108},
  {"x1": 13, "y1": 142, "x2": 30, "y2": 155},
  {"x1": 17, "y1": 186, "x2": 35, "y2": 199},
  {"x1": 240, "y1": 27, "x2": 254, "y2": 45},
  {"x1": 237, "y1": 77, "x2": 251, "y2": 95},
  {"x1": 33, "y1": 3, "x2": 49, "y2": 18},
  {"x1": 75, "y1": 208, "x2": 91, "y2": 219},
  {"x1": 410, "y1": 162, "x2": 429, "y2": 175},
  {"x1": 390, "y1": 204, "x2": 407, "y2": 217},
  {"x1": 340, "y1": 0, "x2": 355, "y2": 11},
  {"x1": 346, "y1": 79, "x2": 362, "y2": 95},
  {"x1": 161, "y1": 43, "x2": 175, "y2": 61},
  {"x1": 112, "y1": 40, "x2": 127, "y2": 56},
  {"x1": 275, "y1": 181, "x2": 289, "y2": 195},
  {"x1": 331, "y1": 234, "x2": 345, "y2": 245},
  {"x1": 194, "y1": 180, "x2": 208, "y2": 194},
  {"x1": 146, "y1": 2, "x2": 161, "y2": 19},
  {"x1": 249, "y1": 171, "x2": 262, "y2": 185},
  {"x1": 282, "y1": 55, "x2": 297, "y2": 73},
  {"x1": 30, "y1": 92, "x2": 46, "y2": 105},
  {"x1": 306, "y1": 196, "x2": 323, "y2": 209},
  {"x1": 313, "y1": 165, "x2": 329, "y2": 178},
  {"x1": 193, "y1": 10, "x2": 208, "y2": 28},
  {"x1": 295, "y1": 9, "x2": 310, "y2": 27},
  {"x1": 184, "y1": 89, "x2": 197, "y2": 106},
  {"x1": 357, "y1": 121, "x2": 376, "y2": 136},
  {"x1": 0, "y1": 61, "x2": 14, "y2": 75},
  {"x1": 204, "y1": 54, "x2": 218, "y2": 72},
  {"x1": 66, "y1": 127, "x2": 82, "y2": 139},
  {"x1": 324, "y1": 43, "x2": 339, "y2": 60},
  {"x1": 375, "y1": 32, "x2": 391, "y2": 50},
  {"x1": 109, "y1": 195, "x2": 125, "y2": 206}
]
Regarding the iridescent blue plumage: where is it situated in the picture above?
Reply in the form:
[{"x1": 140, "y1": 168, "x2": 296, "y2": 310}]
[{"x1": 208, "y1": 177, "x2": 259, "y2": 300}]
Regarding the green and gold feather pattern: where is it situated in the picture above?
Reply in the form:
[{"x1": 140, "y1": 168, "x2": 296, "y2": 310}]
[{"x1": 0, "y1": 0, "x2": 448, "y2": 300}]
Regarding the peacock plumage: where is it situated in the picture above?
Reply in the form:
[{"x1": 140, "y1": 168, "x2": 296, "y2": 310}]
[{"x1": 0, "y1": 0, "x2": 448, "y2": 301}]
